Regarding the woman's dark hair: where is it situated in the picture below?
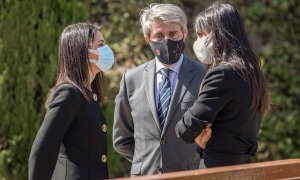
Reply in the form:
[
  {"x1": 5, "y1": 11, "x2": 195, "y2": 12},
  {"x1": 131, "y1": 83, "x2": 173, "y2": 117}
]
[
  {"x1": 45, "y1": 23, "x2": 105, "y2": 107},
  {"x1": 194, "y1": 3, "x2": 270, "y2": 117}
]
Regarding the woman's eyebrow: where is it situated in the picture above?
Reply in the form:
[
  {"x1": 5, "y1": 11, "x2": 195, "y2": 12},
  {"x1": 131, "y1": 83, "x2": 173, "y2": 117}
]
[{"x1": 98, "y1": 39, "x2": 104, "y2": 44}]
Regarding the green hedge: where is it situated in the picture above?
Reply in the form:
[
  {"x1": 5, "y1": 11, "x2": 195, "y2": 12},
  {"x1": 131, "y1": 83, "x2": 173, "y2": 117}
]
[
  {"x1": 0, "y1": 0, "x2": 299, "y2": 179},
  {"x1": 235, "y1": 0, "x2": 300, "y2": 160},
  {"x1": 0, "y1": 0, "x2": 89, "y2": 179}
]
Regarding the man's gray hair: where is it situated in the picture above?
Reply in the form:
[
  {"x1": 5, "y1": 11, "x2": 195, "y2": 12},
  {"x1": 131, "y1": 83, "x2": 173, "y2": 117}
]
[{"x1": 140, "y1": 3, "x2": 188, "y2": 37}]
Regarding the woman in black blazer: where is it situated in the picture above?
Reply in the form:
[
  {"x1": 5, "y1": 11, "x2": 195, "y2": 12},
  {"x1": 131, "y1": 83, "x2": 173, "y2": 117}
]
[
  {"x1": 176, "y1": 3, "x2": 271, "y2": 168},
  {"x1": 29, "y1": 23, "x2": 114, "y2": 179}
]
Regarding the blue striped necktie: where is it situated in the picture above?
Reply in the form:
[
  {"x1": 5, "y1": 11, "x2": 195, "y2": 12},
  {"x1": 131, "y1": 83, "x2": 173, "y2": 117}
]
[{"x1": 158, "y1": 68, "x2": 171, "y2": 128}]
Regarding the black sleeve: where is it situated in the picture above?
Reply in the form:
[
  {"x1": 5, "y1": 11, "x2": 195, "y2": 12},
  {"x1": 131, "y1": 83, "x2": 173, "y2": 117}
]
[
  {"x1": 176, "y1": 67, "x2": 233, "y2": 143},
  {"x1": 29, "y1": 85, "x2": 81, "y2": 180}
]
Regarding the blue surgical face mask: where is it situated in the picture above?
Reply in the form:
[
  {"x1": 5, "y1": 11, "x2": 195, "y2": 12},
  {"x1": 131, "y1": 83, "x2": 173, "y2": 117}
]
[{"x1": 88, "y1": 45, "x2": 114, "y2": 72}]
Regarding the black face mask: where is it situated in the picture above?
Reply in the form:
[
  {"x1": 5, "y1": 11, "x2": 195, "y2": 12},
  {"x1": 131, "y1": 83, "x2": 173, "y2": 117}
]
[{"x1": 150, "y1": 38, "x2": 185, "y2": 64}]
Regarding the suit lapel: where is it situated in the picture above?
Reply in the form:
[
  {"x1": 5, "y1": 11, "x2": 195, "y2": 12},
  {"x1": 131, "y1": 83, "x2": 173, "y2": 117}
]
[
  {"x1": 144, "y1": 60, "x2": 162, "y2": 132},
  {"x1": 161, "y1": 56, "x2": 194, "y2": 136}
]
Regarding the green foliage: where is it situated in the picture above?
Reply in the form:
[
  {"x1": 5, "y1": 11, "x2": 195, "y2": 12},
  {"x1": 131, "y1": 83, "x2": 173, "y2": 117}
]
[
  {"x1": 232, "y1": 0, "x2": 300, "y2": 161},
  {"x1": 0, "y1": 0, "x2": 299, "y2": 179},
  {"x1": 0, "y1": 0, "x2": 89, "y2": 179}
]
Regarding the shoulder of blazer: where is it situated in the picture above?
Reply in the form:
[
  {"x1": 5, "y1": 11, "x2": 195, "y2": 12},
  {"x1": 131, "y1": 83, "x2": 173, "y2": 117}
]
[
  {"x1": 204, "y1": 64, "x2": 246, "y2": 89},
  {"x1": 183, "y1": 55, "x2": 206, "y2": 74},
  {"x1": 54, "y1": 83, "x2": 81, "y2": 97},
  {"x1": 48, "y1": 83, "x2": 82, "y2": 108},
  {"x1": 56, "y1": 83, "x2": 79, "y2": 91},
  {"x1": 206, "y1": 64, "x2": 238, "y2": 79},
  {"x1": 124, "y1": 59, "x2": 155, "y2": 78}
]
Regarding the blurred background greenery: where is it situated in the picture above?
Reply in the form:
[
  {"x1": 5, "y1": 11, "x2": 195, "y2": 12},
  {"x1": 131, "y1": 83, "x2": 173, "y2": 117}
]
[{"x1": 0, "y1": 0, "x2": 299, "y2": 179}]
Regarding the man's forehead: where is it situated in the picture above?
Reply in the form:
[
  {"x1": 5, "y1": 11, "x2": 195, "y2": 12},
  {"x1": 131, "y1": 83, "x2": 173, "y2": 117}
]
[{"x1": 150, "y1": 21, "x2": 181, "y2": 33}]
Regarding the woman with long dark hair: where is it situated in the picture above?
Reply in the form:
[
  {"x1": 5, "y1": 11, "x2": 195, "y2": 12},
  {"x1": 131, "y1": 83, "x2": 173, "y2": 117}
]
[
  {"x1": 29, "y1": 22, "x2": 114, "y2": 179},
  {"x1": 176, "y1": 3, "x2": 271, "y2": 168}
]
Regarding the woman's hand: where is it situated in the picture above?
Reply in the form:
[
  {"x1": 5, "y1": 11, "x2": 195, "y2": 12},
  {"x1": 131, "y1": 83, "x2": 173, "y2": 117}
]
[{"x1": 194, "y1": 125, "x2": 212, "y2": 149}]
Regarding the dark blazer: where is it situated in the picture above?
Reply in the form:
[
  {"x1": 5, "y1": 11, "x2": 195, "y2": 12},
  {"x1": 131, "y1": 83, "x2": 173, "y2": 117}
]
[
  {"x1": 176, "y1": 64, "x2": 261, "y2": 167},
  {"x1": 113, "y1": 55, "x2": 206, "y2": 175},
  {"x1": 29, "y1": 84, "x2": 108, "y2": 180}
]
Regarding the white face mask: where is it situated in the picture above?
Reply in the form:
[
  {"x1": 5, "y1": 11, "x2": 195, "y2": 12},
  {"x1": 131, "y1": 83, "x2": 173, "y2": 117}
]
[
  {"x1": 88, "y1": 45, "x2": 114, "y2": 72},
  {"x1": 193, "y1": 35, "x2": 213, "y2": 65}
]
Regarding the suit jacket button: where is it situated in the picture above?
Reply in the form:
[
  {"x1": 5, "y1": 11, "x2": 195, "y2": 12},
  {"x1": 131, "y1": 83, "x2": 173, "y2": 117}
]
[
  {"x1": 101, "y1": 154, "x2": 107, "y2": 163},
  {"x1": 158, "y1": 167, "x2": 163, "y2": 173},
  {"x1": 160, "y1": 139, "x2": 166, "y2": 144},
  {"x1": 102, "y1": 124, "x2": 107, "y2": 133}
]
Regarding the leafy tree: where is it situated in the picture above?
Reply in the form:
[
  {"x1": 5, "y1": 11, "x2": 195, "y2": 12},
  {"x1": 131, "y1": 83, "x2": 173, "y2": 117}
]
[
  {"x1": 0, "y1": 0, "x2": 89, "y2": 178},
  {"x1": 233, "y1": 0, "x2": 300, "y2": 161},
  {"x1": 0, "y1": 0, "x2": 299, "y2": 179}
]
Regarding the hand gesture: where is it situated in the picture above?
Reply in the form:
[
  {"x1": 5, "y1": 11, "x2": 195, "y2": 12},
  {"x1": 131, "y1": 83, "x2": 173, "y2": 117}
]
[{"x1": 194, "y1": 125, "x2": 212, "y2": 149}]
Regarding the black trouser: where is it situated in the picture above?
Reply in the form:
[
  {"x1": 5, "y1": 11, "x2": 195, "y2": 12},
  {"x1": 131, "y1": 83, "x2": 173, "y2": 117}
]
[{"x1": 200, "y1": 151, "x2": 251, "y2": 168}]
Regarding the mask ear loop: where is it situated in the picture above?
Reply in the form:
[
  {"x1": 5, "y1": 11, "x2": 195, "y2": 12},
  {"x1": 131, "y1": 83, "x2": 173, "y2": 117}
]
[
  {"x1": 88, "y1": 49, "x2": 98, "y2": 54},
  {"x1": 206, "y1": 33, "x2": 214, "y2": 66},
  {"x1": 88, "y1": 49, "x2": 99, "y2": 63},
  {"x1": 204, "y1": 33, "x2": 213, "y2": 46},
  {"x1": 88, "y1": 59, "x2": 97, "y2": 63}
]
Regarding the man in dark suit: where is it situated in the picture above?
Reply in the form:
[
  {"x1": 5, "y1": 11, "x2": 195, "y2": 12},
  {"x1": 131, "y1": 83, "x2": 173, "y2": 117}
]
[{"x1": 113, "y1": 3, "x2": 206, "y2": 176}]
